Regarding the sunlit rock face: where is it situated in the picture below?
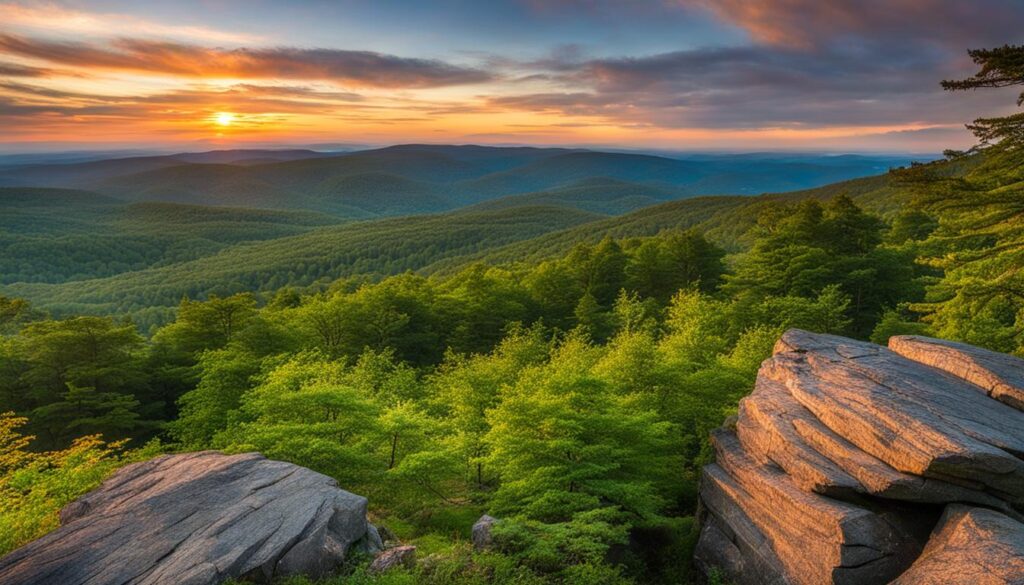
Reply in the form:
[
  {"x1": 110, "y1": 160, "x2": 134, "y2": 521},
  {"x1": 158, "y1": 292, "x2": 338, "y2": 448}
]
[
  {"x1": 0, "y1": 451, "x2": 380, "y2": 585},
  {"x1": 695, "y1": 329, "x2": 1024, "y2": 585}
]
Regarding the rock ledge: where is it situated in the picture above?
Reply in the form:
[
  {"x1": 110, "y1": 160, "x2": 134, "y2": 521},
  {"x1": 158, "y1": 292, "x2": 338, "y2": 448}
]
[
  {"x1": 696, "y1": 330, "x2": 1024, "y2": 585},
  {"x1": 0, "y1": 451, "x2": 379, "y2": 585}
]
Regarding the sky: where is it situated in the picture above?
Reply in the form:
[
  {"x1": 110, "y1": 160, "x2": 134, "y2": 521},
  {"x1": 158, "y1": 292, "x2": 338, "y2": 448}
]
[{"x1": 0, "y1": 0, "x2": 1022, "y2": 153}]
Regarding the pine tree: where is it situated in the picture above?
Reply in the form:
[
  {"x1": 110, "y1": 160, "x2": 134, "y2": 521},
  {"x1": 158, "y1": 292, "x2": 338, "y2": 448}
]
[
  {"x1": 900, "y1": 45, "x2": 1024, "y2": 352},
  {"x1": 484, "y1": 334, "x2": 675, "y2": 522},
  {"x1": 940, "y1": 45, "x2": 1024, "y2": 151}
]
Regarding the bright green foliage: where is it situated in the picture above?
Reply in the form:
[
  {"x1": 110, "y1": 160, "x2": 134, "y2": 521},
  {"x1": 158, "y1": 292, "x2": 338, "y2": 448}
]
[
  {"x1": 168, "y1": 347, "x2": 261, "y2": 447},
  {"x1": 0, "y1": 412, "x2": 160, "y2": 555},
  {"x1": 215, "y1": 351, "x2": 381, "y2": 485},
  {"x1": 153, "y1": 293, "x2": 258, "y2": 355},
  {"x1": 870, "y1": 308, "x2": 931, "y2": 345},
  {"x1": 490, "y1": 509, "x2": 631, "y2": 574},
  {"x1": 725, "y1": 195, "x2": 916, "y2": 336},
  {"x1": 297, "y1": 275, "x2": 445, "y2": 364},
  {"x1": 485, "y1": 333, "x2": 676, "y2": 522},
  {"x1": 430, "y1": 324, "x2": 550, "y2": 491}
]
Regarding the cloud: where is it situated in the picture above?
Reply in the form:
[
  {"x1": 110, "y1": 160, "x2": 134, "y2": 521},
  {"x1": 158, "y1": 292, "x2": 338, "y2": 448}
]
[
  {"x1": 0, "y1": 34, "x2": 494, "y2": 89},
  {"x1": 0, "y1": 2, "x2": 260, "y2": 45},
  {"x1": 684, "y1": 0, "x2": 1024, "y2": 49},
  {"x1": 0, "y1": 61, "x2": 50, "y2": 77},
  {"x1": 469, "y1": 0, "x2": 1024, "y2": 135},
  {"x1": 2, "y1": 0, "x2": 1020, "y2": 150},
  {"x1": 482, "y1": 41, "x2": 1018, "y2": 130}
]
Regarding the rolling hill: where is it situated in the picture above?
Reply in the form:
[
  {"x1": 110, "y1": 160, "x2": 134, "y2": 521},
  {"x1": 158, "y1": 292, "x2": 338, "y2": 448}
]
[
  {"x1": 0, "y1": 145, "x2": 923, "y2": 218},
  {"x1": 0, "y1": 168, "x2": 905, "y2": 325},
  {"x1": 1, "y1": 204, "x2": 604, "y2": 326},
  {"x1": 0, "y1": 188, "x2": 345, "y2": 285},
  {"x1": 0, "y1": 145, "x2": 931, "y2": 328}
]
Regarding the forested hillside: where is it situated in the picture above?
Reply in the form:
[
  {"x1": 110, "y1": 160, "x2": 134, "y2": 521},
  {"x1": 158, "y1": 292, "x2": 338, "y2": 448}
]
[
  {"x1": 0, "y1": 186, "x2": 882, "y2": 327},
  {"x1": 0, "y1": 145, "x2": 920, "y2": 332},
  {"x1": 0, "y1": 189, "x2": 344, "y2": 286}
]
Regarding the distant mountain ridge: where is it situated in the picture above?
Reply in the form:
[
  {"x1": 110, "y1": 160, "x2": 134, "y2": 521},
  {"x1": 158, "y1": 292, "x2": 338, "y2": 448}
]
[{"x1": 0, "y1": 145, "x2": 925, "y2": 219}]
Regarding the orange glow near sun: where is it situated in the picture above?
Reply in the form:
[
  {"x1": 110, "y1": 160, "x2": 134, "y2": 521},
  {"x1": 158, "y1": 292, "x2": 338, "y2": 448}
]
[{"x1": 215, "y1": 112, "x2": 236, "y2": 127}]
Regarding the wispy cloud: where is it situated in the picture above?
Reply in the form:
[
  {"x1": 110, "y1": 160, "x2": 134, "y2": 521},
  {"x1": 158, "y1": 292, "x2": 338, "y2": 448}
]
[
  {"x1": 0, "y1": 61, "x2": 51, "y2": 77},
  {"x1": 0, "y1": 2, "x2": 261, "y2": 45},
  {"x1": 683, "y1": 0, "x2": 1024, "y2": 49},
  {"x1": 0, "y1": 34, "x2": 494, "y2": 88}
]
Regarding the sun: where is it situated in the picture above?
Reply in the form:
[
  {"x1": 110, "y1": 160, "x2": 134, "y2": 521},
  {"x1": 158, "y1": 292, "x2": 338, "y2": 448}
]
[{"x1": 215, "y1": 112, "x2": 236, "y2": 126}]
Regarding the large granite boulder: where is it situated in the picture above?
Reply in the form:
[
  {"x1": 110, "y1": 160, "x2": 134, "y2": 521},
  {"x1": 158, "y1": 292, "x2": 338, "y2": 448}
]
[
  {"x1": 696, "y1": 330, "x2": 1024, "y2": 585},
  {"x1": 0, "y1": 451, "x2": 380, "y2": 585}
]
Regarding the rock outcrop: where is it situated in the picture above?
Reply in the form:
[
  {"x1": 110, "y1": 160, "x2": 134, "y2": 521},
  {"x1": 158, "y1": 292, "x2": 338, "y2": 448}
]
[
  {"x1": 0, "y1": 451, "x2": 381, "y2": 585},
  {"x1": 696, "y1": 330, "x2": 1024, "y2": 585},
  {"x1": 891, "y1": 505, "x2": 1024, "y2": 585},
  {"x1": 472, "y1": 514, "x2": 499, "y2": 551}
]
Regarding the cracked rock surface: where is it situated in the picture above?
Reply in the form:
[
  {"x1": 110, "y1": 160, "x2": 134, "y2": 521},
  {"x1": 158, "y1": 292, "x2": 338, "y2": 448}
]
[
  {"x1": 0, "y1": 451, "x2": 377, "y2": 585},
  {"x1": 695, "y1": 329, "x2": 1024, "y2": 585}
]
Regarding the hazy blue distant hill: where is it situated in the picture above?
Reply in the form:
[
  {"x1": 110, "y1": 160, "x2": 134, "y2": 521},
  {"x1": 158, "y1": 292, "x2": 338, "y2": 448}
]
[
  {"x1": 0, "y1": 145, "x2": 924, "y2": 217},
  {"x1": 0, "y1": 149, "x2": 333, "y2": 189}
]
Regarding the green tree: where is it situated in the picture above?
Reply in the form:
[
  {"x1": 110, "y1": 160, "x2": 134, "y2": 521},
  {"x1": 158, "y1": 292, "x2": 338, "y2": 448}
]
[
  {"x1": 168, "y1": 347, "x2": 260, "y2": 447},
  {"x1": 431, "y1": 324, "x2": 549, "y2": 491},
  {"x1": 900, "y1": 45, "x2": 1024, "y2": 352},
  {"x1": 10, "y1": 317, "x2": 149, "y2": 447},
  {"x1": 485, "y1": 333, "x2": 675, "y2": 522},
  {"x1": 216, "y1": 351, "x2": 381, "y2": 485},
  {"x1": 153, "y1": 293, "x2": 258, "y2": 356},
  {"x1": 0, "y1": 296, "x2": 38, "y2": 335},
  {"x1": 524, "y1": 260, "x2": 583, "y2": 331},
  {"x1": 31, "y1": 385, "x2": 147, "y2": 443},
  {"x1": 940, "y1": 45, "x2": 1024, "y2": 150},
  {"x1": 573, "y1": 291, "x2": 610, "y2": 341}
]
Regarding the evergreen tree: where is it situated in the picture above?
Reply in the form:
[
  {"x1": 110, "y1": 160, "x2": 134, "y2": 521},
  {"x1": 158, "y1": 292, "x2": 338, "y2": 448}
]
[
  {"x1": 940, "y1": 45, "x2": 1024, "y2": 150},
  {"x1": 485, "y1": 334, "x2": 675, "y2": 522},
  {"x1": 901, "y1": 45, "x2": 1024, "y2": 352}
]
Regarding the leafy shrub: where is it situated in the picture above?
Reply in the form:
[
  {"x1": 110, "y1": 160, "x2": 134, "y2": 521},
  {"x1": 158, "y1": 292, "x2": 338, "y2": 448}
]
[{"x1": 0, "y1": 412, "x2": 160, "y2": 554}]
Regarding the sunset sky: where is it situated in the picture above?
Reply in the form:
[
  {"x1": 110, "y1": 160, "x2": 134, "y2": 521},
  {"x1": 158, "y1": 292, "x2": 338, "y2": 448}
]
[{"x1": 1, "y1": 0, "x2": 1022, "y2": 153}]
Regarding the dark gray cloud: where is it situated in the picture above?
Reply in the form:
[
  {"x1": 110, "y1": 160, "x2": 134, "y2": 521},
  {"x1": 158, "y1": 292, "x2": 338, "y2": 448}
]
[
  {"x1": 0, "y1": 62, "x2": 52, "y2": 77},
  {"x1": 0, "y1": 34, "x2": 493, "y2": 88},
  {"x1": 464, "y1": 0, "x2": 1024, "y2": 134}
]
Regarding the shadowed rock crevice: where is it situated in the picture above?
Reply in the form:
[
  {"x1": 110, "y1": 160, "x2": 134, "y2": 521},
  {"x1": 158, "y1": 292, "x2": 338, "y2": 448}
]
[{"x1": 696, "y1": 329, "x2": 1024, "y2": 585}]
